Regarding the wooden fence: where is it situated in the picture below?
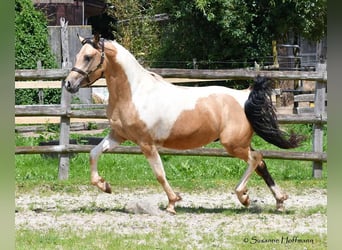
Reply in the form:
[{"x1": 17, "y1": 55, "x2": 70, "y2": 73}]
[{"x1": 15, "y1": 65, "x2": 327, "y2": 180}]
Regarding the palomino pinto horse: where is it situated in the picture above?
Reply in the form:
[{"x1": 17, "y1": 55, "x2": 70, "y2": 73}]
[{"x1": 64, "y1": 34, "x2": 303, "y2": 214}]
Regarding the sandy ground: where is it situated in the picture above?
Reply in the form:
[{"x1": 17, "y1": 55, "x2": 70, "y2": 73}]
[{"x1": 16, "y1": 186, "x2": 327, "y2": 240}]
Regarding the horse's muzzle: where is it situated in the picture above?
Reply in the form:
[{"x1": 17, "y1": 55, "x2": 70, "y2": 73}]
[{"x1": 63, "y1": 79, "x2": 79, "y2": 94}]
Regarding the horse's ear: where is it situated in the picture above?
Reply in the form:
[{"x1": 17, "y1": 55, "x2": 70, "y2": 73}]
[
  {"x1": 94, "y1": 33, "x2": 100, "y2": 46},
  {"x1": 77, "y1": 33, "x2": 85, "y2": 43}
]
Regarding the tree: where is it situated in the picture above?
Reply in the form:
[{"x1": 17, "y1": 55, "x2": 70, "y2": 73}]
[
  {"x1": 15, "y1": 0, "x2": 59, "y2": 105},
  {"x1": 106, "y1": 0, "x2": 160, "y2": 66},
  {"x1": 15, "y1": 0, "x2": 57, "y2": 69},
  {"x1": 151, "y1": 0, "x2": 268, "y2": 68},
  {"x1": 101, "y1": 0, "x2": 327, "y2": 69},
  {"x1": 152, "y1": 0, "x2": 327, "y2": 68}
]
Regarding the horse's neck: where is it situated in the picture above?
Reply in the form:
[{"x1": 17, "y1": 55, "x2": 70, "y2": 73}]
[
  {"x1": 105, "y1": 42, "x2": 147, "y2": 104},
  {"x1": 114, "y1": 42, "x2": 147, "y2": 91}
]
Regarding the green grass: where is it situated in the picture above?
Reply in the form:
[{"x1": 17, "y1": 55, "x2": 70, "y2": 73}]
[
  {"x1": 16, "y1": 227, "x2": 327, "y2": 250},
  {"x1": 15, "y1": 228, "x2": 186, "y2": 250}
]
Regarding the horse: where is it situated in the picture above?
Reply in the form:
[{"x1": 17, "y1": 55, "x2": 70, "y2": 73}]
[{"x1": 63, "y1": 34, "x2": 303, "y2": 214}]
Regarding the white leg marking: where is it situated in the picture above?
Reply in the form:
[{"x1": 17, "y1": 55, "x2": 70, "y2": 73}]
[
  {"x1": 269, "y1": 184, "x2": 289, "y2": 211},
  {"x1": 90, "y1": 135, "x2": 119, "y2": 193},
  {"x1": 235, "y1": 150, "x2": 262, "y2": 207}
]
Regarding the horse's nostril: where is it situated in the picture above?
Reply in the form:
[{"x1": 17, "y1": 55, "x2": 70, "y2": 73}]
[
  {"x1": 63, "y1": 80, "x2": 70, "y2": 90},
  {"x1": 63, "y1": 80, "x2": 78, "y2": 93}
]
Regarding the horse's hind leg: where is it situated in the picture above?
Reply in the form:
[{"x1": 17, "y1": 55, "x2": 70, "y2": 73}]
[
  {"x1": 255, "y1": 160, "x2": 288, "y2": 211},
  {"x1": 234, "y1": 149, "x2": 262, "y2": 207},
  {"x1": 90, "y1": 130, "x2": 122, "y2": 193},
  {"x1": 140, "y1": 144, "x2": 181, "y2": 214}
]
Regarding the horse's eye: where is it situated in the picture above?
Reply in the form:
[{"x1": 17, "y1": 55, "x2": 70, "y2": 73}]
[{"x1": 84, "y1": 55, "x2": 92, "y2": 62}]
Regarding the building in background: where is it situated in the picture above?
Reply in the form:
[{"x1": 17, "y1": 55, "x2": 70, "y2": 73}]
[
  {"x1": 32, "y1": 0, "x2": 116, "y2": 39},
  {"x1": 32, "y1": 0, "x2": 105, "y2": 25}
]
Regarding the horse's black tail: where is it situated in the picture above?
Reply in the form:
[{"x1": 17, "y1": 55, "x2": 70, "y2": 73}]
[{"x1": 244, "y1": 76, "x2": 304, "y2": 149}]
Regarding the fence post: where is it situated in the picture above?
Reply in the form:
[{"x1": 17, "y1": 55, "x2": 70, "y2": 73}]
[
  {"x1": 37, "y1": 61, "x2": 44, "y2": 104},
  {"x1": 58, "y1": 17, "x2": 72, "y2": 180},
  {"x1": 312, "y1": 62, "x2": 326, "y2": 178}
]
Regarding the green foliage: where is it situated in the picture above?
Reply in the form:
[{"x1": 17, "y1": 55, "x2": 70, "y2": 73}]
[
  {"x1": 154, "y1": 0, "x2": 245, "y2": 68},
  {"x1": 15, "y1": 0, "x2": 57, "y2": 69},
  {"x1": 102, "y1": 1, "x2": 326, "y2": 69},
  {"x1": 249, "y1": 0, "x2": 327, "y2": 42},
  {"x1": 151, "y1": 0, "x2": 326, "y2": 69},
  {"x1": 15, "y1": 88, "x2": 61, "y2": 105},
  {"x1": 150, "y1": 0, "x2": 268, "y2": 68},
  {"x1": 297, "y1": 0, "x2": 327, "y2": 41},
  {"x1": 106, "y1": 0, "x2": 161, "y2": 67},
  {"x1": 15, "y1": 0, "x2": 60, "y2": 105}
]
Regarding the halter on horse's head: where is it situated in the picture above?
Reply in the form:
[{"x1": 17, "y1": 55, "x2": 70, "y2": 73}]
[{"x1": 63, "y1": 34, "x2": 105, "y2": 93}]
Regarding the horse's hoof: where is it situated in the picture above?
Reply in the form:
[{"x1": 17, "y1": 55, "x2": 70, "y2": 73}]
[
  {"x1": 276, "y1": 204, "x2": 285, "y2": 212},
  {"x1": 242, "y1": 196, "x2": 250, "y2": 207},
  {"x1": 283, "y1": 194, "x2": 289, "y2": 201},
  {"x1": 236, "y1": 191, "x2": 250, "y2": 207},
  {"x1": 276, "y1": 200, "x2": 286, "y2": 212},
  {"x1": 166, "y1": 207, "x2": 177, "y2": 215},
  {"x1": 104, "y1": 182, "x2": 112, "y2": 194},
  {"x1": 93, "y1": 180, "x2": 112, "y2": 193},
  {"x1": 275, "y1": 194, "x2": 288, "y2": 211}
]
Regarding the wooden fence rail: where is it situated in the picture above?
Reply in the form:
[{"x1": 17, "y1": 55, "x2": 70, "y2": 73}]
[
  {"x1": 15, "y1": 145, "x2": 327, "y2": 162},
  {"x1": 14, "y1": 104, "x2": 327, "y2": 124},
  {"x1": 15, "y1": 68, "x2": 327, "y2": 82},
  {"x1": 15, "y1": 65, "x2": 327, "y2": 179}
]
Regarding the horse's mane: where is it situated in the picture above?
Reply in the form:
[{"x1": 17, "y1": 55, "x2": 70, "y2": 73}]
[
  {"x1": 84, "y1": 38, "x2": 169, "y2": 85},
  {"x1": 148, "y1": 71, "x2": 166, "y2": 82}
]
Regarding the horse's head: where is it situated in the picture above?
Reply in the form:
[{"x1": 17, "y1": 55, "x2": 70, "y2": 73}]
[{"x1": 63, "y1": 34, "x2": 106, "y2": 93}]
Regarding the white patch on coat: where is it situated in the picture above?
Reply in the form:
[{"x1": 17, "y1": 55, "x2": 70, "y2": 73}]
[
  {"x1": 90, "y1": 135, "x2": 119, "y2": 159},
  {"x1": 111, "y1": 41, "x2": 148, "y2": 94}
]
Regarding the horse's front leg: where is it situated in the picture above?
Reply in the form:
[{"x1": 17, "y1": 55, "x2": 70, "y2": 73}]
[
  {"x1": 90, "y1": 131, "x2": 122, "y2": 193},
  {"x1": 255, "y1": 160, "x2": 288, "y2": 211},
  {"x1": 141, "y1": 144, "x2": 182, "y2": 214}
]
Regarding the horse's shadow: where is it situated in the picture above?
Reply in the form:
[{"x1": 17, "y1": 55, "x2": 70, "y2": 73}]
[
  {"x1": 29, "y1": 206, "x2": 125, "y2": 214},
  {"x1": 67, "y1": 204, "x2": 294, "y2": 215},
  {"x1": 30, "y1": 204, "x2": 294, "y2": 215},
  {"x1": 169, "y1": 205, "x2": 295, "y2": 215},
  {"x1": 69, "y1": 206, "x2": 126, "y2": 214}
]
